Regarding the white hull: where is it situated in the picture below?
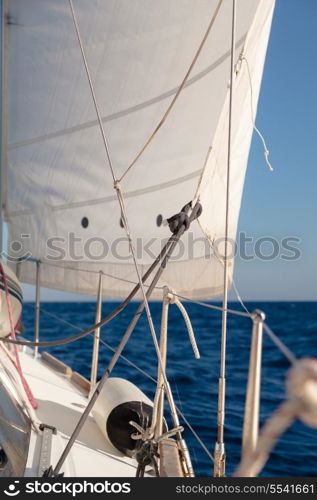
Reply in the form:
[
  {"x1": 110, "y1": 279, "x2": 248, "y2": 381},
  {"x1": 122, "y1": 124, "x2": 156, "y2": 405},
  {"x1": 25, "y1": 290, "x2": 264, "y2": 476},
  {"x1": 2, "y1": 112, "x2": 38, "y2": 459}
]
[{"x1": 0, "y1": 345, "x2": 150, "y2": 477}]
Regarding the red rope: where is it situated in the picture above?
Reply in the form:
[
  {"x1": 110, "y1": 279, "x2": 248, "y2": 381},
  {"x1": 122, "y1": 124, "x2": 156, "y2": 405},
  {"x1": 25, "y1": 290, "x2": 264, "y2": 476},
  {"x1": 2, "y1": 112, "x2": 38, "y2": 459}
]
[{"x1": 0, "y1": 262, "x2": 37, "y2": 409}]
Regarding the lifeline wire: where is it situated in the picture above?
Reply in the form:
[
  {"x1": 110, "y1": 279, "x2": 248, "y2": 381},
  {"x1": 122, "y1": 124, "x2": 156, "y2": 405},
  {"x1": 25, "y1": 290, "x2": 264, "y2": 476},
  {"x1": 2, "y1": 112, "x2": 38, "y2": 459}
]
[{"x1": 0, "y1": 236, "x2": 175, "y2": 348}]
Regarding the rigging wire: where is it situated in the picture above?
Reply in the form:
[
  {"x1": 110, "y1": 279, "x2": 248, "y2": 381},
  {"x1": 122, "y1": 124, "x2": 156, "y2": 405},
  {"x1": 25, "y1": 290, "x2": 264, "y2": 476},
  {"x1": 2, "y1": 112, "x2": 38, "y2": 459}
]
[
  {"x1": 262, "y1": 323, "x2": 297, "y2": 365},
  {"x1": 210, "y1": 247, "x2": 297, "y2": 366},
  {"x1": 174, "y1": 290, "x2": 297, "y2": 366},
  {"x1": 0, "y1": 236, "x2": 174, "y2": 348},
  {"x1": 173, "y1": 293, "x2": 251, "y2": 318},
  {"x1": 68, "y1": 0, "x2": 177, "y2": 430},
  {"x1": 50, "y1": 217, "x2": 194, "y2": 475},
  {"x1": 35, "y1": 260, "x2": 159, "y2": 288},
  {"x1": 2, "y1": 282, "x2": 297, "y2": 368},
  {"x1": 118, "y1": 0, "x2": 224, "y2": 182},
  {"x1": 228, "y1": 273, "x2": 297, "y2": 365},
  {"x1": 23, "y1": 302, "x2": 215, "y2": 465},
  {"x1": 242, "y1": 55, "x2": 273, "y2": 172},
  {"x1": 19, "y1": 295, "x2": 297, "y2": 466}
]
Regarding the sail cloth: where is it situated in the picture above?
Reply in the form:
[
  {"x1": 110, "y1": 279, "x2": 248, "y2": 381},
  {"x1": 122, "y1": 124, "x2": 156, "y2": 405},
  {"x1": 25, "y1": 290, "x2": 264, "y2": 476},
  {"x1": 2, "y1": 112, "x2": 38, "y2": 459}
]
[{"x1": 3, "y1": 0, "x2": 275, "y2": 299}]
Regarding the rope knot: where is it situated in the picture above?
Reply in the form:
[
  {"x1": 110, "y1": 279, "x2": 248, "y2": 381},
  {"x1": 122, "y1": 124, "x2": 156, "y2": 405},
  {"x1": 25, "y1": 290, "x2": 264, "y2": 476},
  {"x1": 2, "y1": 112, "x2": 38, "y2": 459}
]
[
  {"x1": 166, "y1": 201, "x2": 202, "y2": 234},
  {"x1": 166, "y1": 212, "x2": 190, "y2": 234},
  {"x1": 287, "y1": 358, "x2": 317, "y2": 428},
  {"x1": 163, "y1": 286, "x2": 177, "y2": 304}
]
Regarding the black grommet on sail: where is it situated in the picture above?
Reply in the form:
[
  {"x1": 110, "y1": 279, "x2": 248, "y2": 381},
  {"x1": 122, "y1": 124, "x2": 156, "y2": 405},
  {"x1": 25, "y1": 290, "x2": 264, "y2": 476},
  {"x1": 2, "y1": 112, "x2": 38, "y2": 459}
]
[
  {"x1": 156, "y1": 214, "x2": 163, "y2": 227},
  {"x1": 81, "y1": 217, "x2": 89, "y2": 228}
]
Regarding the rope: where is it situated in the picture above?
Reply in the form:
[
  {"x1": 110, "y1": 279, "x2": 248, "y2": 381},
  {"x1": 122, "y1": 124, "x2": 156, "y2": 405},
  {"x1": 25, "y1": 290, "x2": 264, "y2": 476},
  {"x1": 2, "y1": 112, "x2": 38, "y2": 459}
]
[
  {"x1": 0, "y1": 263, "x2": 37, "y2": 409},
  {"x1": 234, "y1": 358, "x2": 317, "y2": 477},
  {"x1": 167, "y1": 290, "x2": 200, "y2": 359},
  {"x1": 114, "y1": 182, "x2": 175, "y2": 402},
  {"x1": 23, "y1": 302, "x2": 215, "y2": 464},
  {"x1": 119, "y1": 0, "x2": 224, "y2": 182},
  {"x1": 241, "y1": 55, "x2": 273, "y2": 172},
  {"x1": 51, "y1": 206, "x2": 200, "y2": 476},
  {"x1": 175, "y1": 290, "x2": 297, "y2": 368},
  {"x1": 135, "y1": 440, "x2": 160, "y2": 477},
  {"x1": 68, "y1": 3, "x2": 186, "y2": 467},
  {"x1": 132, "y1": 424, "x2": 183, "y2": 477}
]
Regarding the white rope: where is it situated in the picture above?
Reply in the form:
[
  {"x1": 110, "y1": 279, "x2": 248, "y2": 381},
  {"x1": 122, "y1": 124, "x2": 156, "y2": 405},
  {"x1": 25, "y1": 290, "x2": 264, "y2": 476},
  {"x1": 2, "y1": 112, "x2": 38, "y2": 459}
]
[
  {"x1": 119, "y1": 0, "x2": 224, "y2": 182},
  {"x1": 235, "y1": 358, "x2": 317, "y2": 476},
  {"x1": 173, "y1": 289, "x2": 297, "y2": 367},
  {"x1": 241, "y1": 55, "x2": 273, "y2": 172},
  {"x1": 168, "y1": 291, "x2": 200, "y2": 359},
  {"x1": 26, "y1": 302, "x2": 215, "y2": 464}
]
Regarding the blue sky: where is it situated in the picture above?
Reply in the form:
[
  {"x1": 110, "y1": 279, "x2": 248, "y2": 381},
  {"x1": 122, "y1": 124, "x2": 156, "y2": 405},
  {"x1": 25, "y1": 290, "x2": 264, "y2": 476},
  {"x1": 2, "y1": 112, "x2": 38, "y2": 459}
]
[
  {"x1": 17, "y1": 0, "x2": 317, "y2": 301},
  {"x1": 233, "y1": 0, "x2": 317, "y2": 300}
]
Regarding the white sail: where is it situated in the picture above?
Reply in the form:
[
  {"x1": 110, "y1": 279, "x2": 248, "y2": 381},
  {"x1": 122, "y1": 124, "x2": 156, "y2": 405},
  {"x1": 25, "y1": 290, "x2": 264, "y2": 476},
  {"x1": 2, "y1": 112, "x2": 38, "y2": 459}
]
[{"x1": 2, "y1": 0, "x2": 275, "y2": 299}]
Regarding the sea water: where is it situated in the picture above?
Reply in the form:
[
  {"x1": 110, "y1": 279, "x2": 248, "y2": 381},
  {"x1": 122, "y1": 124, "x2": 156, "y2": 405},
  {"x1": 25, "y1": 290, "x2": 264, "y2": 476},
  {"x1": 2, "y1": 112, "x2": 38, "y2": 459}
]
[{"x1": 22, "y1": 301, "x2": 317, "y2": 477}]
